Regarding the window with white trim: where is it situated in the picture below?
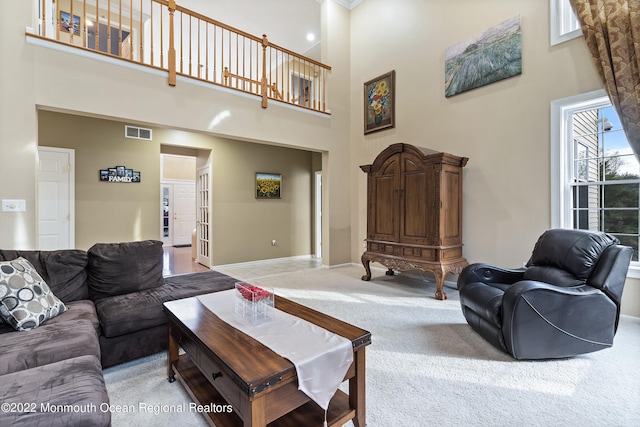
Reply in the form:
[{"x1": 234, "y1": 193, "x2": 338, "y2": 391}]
[
  {"x1": 550, "y1": 0, "x2": 582, "y2": 45},
  {"x1": 552, "y1": 91, "x2": 640, "y2": 270}
]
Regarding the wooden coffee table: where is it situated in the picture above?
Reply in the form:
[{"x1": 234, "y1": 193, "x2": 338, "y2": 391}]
[{"x1": 163, "y1": 294, "x2": 371, "y2": 427}]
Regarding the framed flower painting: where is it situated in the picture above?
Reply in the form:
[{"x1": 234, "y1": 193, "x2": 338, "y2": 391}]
[
  {"x1": 256, "y1": 173, "x2": 281, "y2": 199},
  {"x1": 364, "y1": 70, "x2": 396, "y2": 134}
]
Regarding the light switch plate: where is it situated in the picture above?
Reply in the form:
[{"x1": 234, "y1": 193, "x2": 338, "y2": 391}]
[{"x1": 2, "y1": 199, "x2": 26, "y2": 212}]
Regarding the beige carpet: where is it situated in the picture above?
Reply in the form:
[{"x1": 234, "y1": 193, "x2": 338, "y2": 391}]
[{"x1": 104, "y1": 266, "x2": 640, "y2": 426}]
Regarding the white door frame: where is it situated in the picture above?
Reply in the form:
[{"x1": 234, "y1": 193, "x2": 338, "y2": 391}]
[
  {"x1": 315, "y1": 171, "x2": 322, "y2": 258},
  {"x1": 196, "y1": 165, "x2": 211, "y2": 267},
  {"x1": 37, "y1": 146, "x2": 75, "y2": 249},
  {"x1": 161, "y1": 183, "x2": 173, "y2": 246}
]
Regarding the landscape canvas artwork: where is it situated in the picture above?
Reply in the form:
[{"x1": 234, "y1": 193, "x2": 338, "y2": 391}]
[{"x1": 445, "y1": 15, "x2": 522, "y2": 97}]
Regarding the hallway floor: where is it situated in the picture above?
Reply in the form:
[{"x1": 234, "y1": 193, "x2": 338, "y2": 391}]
[{"x1": 162, "y1": 246, "x2": 323, "y2": 279}]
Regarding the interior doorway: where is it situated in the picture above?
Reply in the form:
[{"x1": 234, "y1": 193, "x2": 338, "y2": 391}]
[
  {"x1": 37, "y1": 147, "x2": 75, "y2": 250},
  {"x1": 161, "y1": 182, "x2": 196, "y2": 246},
  {"x1": 291, "y1": 73, "x2": 313, "y2": 107},
  {"x1": 160, "y1": 154, "x2": 197, "y2": 248},
  {"x1": 85, "y1": 13, "x2": 136, "y2": 59}
]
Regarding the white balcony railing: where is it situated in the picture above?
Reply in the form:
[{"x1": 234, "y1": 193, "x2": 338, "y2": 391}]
[{"x1": 34, "y1": 0, "x2": 331, "y2": 113}]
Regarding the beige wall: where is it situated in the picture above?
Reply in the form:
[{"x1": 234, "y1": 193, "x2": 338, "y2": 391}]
[
  {"x1": 162, "y1": 155, "x2": 196, "y2": 181},
  {"x1": 38, "y1": 111, "x2": 317, "y2": 264},
  {"x1": 348, "y1": 0, "x2": 639, "y2": 316},
  {"x1": 206, "y1": 136, "x2": 316, "y2": 265},
  {"x1": 350, "y1": 0, "x2": 598, "y2": 265},
  {"x1": 0, "y1": 0, "x2": 352, "y2": 266},
  {"x1": 38, "y1": 111, "x2": 161, "y2": 249}
]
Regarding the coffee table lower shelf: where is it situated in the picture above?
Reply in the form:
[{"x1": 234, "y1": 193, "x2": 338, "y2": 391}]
[{"x1": 173, "y1": 355, "x2": 356, "y2": 427}]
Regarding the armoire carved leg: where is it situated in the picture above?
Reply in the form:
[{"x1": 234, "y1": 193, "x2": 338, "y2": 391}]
[
  {"x1": 361, "y1": 255, "x2": 372, "y2": 281},
  {"x1": 433, "y1": 268, "x2": 447, "y2": 300}
]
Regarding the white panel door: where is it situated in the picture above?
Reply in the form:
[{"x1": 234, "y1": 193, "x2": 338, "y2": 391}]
[
  {"x1": 173, "y1": 183, "x2": 196, "y2": 246},
  {"x1": 196, "y1": 166, "x2": 211, "y2": 267},
  {"x1": 37, "y1": 147, "x2": 74, "y2": 249}
]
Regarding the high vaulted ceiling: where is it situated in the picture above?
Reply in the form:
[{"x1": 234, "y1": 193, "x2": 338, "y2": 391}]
[
  {"x1": 179, "y1": 0, "x2": 365, "y2": 61},
  {"x1": 179, "y1": 0, "x2": 322, "y2": 59}
]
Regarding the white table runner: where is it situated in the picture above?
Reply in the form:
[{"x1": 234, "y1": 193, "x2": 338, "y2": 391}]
[{"x1": 196, "y1": 290, "x2": 353, "y2": 410}]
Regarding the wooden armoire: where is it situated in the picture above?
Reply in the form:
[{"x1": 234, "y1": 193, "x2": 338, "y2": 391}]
[{"x1": 360, "y1": 143, "x2": 469, "y2": 300}]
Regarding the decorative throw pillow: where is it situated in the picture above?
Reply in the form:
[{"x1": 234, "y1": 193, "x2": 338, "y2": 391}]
[
  {"x1": 0, "y1": 257, "x2": 67, "y2": 331},
  {"x1": 87, "y1": 240, "x2": 164, "y2": 300}
]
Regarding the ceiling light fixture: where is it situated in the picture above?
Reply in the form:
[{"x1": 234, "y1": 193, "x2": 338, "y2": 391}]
[{"x1": 306, "y1": 33, "x2": 315, "y2": 42}]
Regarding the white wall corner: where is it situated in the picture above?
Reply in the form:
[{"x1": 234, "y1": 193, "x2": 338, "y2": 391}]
[{"x1": 331, "y1": 0, "x2": 365, "y2": 10}]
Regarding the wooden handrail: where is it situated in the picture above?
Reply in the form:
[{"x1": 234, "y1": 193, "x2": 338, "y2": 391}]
[{"x1": 32, "y1": 0, "x2": 331, "y2": 114}]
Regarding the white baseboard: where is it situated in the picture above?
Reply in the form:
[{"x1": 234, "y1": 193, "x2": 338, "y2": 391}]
[
  {"x1": 213, "y1": 254, "x2": 316, "y2": 269},
  {"x1": 620, "y1": 314, "x2": 640, "y2": 323}
]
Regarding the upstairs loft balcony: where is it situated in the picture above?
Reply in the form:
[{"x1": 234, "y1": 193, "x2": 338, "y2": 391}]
[{"x1": 32, "y1": 0, "x2": 331, "y2": 114}]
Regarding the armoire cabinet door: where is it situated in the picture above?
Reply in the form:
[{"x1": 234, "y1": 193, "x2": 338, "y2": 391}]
[
  {"x1": 368, "y1": 155, "x2": 400, "y2": 242},
  {"x1": 401, "y1": 153, "x2": 436, "y2": 245}
]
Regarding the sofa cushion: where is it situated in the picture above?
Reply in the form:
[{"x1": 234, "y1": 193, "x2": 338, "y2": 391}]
[
  {"x1": 87, "y1": 240, "x2": 164, "y2": 300},
  {"x1": 0, "y1": 258, "x2": 67, "y2": 331},
  {"x1": 0, "y1": 355, "x2": 111, "y2": 427},
  {"x1": 44, "y1": 300, "x2": 101, "y2": 334},
  {"x1": 95, "y1": 270, "x2": 237, "y2": 338},
  {"x1": 0, "y1": 300, "x2": 99, "y2": 336},
  {"x1": 0, "y1": 319, "x2": 100, "y2": 375},
  {"x1": 99, "y1": 324, "x2": 167, "y2": 368},
  {"x1": 0, "y1": 249, "x2": 88, "y2": 303}
]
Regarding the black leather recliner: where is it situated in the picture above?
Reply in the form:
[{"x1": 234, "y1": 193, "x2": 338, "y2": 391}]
[{"x1": 457, "y1": 229, "x2": 633, "y2": 359}]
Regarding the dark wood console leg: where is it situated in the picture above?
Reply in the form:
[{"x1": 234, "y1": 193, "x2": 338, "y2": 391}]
[
  {"x1": 361, "y1": 255, "x2": 372, "y2": 281},
  {"x1": 167, "y1": 323, "x2": 179, "y2": 382},
  {"x1": 350, "y1": 348, "x2": 367, "y2": 427}
]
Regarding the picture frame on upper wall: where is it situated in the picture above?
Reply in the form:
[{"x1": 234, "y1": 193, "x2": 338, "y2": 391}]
[
  {"x1": 550, "y1": 0, "x2": 582, "y2": 45},
  {"x1": 364, "y1": 70, "x2": 395, "y2": 135},
  {"x1": 256, "y1": 173, "x2": 282, "y2": 199},
  {"x1": 60, "y1": 11, "x2": 80, "y2": 35}
]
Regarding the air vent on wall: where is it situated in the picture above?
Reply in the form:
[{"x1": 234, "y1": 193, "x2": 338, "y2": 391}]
[{"x1": 125, "y1": 125, "x2": 153, "y2": 141}]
